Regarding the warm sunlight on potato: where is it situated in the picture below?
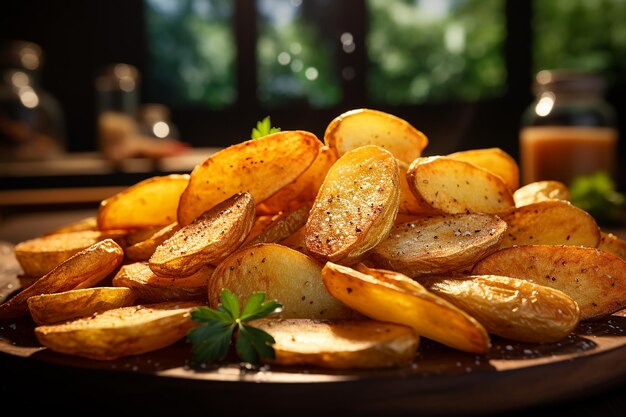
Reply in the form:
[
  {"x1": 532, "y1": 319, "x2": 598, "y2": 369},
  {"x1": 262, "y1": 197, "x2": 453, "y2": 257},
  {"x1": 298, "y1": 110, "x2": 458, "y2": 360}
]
[
  {"x1": 125, "y1": 223, "x2": 181, "y2": 262},
  {"x1": 513, "y1": 180, "x2": 571, "y2": 207},
  {"x1": 599, "y1": 231, "x2": 626, "y2": 261},
  {"x1": 447, "y1": 148, "x2": 519, "y2": 192}
]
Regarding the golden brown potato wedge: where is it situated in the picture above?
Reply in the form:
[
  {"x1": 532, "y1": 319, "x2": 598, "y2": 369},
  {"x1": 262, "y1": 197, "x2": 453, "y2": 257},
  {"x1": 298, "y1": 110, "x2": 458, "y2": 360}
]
[
  {"x1": 252, "y1": 318, "x2": 418, "y2": 369},
  {"x1": 244, "y1": 205, "x2": 310, "y2": 247},
  {"x1": 397, "y1": 160, "x2": 437, "y2": 215},
  {"x1": 323, "y1": 262, "x2": 490, "y2": 354},
  {"x1": 257, "y1": 146, "x2": 336, "y2": 215},
  {"x1": 407, "y1": 156, "x2": 514, "y2": 214},
  {"x1": 125, "y1": 226, "x2": 163, "y2": 246},
  {"x1": 324, "y1": 108, "x2": 428, "y2": 164},
  {"x1": 370, "y1": 214, "x2": 507, "y2": 277},
  {"x1": 15, "y1": 230, "x2": 126, "y2": 278},
  {"x1": 447, "y1": 148, "x2": 519, "y2": 192},
  {"x1": 27, "y1": 287, "x2": 137, "y2": 325},
  {"x1": 149, "y1": 193, "x2": 255, "y2": 277},
  {"x1": 17, "y1": 274, "x2": 38, "y2": 289},
  {"x1": 209, "y1": 243, "x2": 353, "y2": 319},
  {"x1": 125, "y1": 223, "x2": 181, "y2": 262},
  {"x1": 98, "y1": 174, "x2": 189, "y2": 230},
  {"x1": 278, "y1": 226, "x2": 307, "y2": 253},
  {"x1": 113, "y1": 262, "x2": 212, "y2": 302},
  {"x1": 599, "y1": 232, "x2": 626, "y2": 261},
  {"x1": 473, "y1": 245, "x2": 626, "y2": 320},
  {"x1": 305, "y1": 145, "x2": 400, "y2": 265},
  {"x1": 44, "y1": 216, "x2": 97, "y2": 235},
  {"x1": 513, "y1": 180, "x2": 571, "y2": 207},
  {"x1": 35, "y1": 301, "x2": 201, "y2": 360},
  {"x1": 420, "y1": 275, "x2": 580, "y2": 343},
  {"x1": 177, "y1": 131, "x2": 321, "y2": 226},
  {"x1": 499, "y1": 200, "x2": 600, "y2": 248},
  {"x1": 0, "y1": 239, "x2": 124, "y2": 319}
]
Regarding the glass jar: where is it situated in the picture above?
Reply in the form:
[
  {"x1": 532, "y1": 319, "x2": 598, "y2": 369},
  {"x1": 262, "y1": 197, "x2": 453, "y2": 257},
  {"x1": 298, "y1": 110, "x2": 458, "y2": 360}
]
[{"x1": 520, "y1": 70, "x2": 618, "y2": 186}]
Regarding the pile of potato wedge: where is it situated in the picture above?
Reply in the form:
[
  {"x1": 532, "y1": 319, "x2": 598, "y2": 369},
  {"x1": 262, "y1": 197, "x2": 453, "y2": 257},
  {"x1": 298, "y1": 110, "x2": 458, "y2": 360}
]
[{"x1": 3, "y1": 108, "x2": 626, "y2": 369}]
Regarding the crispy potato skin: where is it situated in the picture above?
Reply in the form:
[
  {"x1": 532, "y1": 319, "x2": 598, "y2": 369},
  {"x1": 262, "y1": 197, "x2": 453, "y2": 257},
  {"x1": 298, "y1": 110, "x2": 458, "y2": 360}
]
[
  {"x1": 305, "y1": 145, "x2": 400, "y2": 265},
  {"x1": 421, "y1": 275, "x2": 580, "y2": 343},
  {"x1": 209, "y1": 243, "x2": 353, "y2": 319},
  {"x1": 14, "y1": 230, "x2": 126, "y2": 278},
  {"x1": 371, "y1": 214, "x2": 507, "y2": 277},
  {"x1": 324, "y1": 108, "x2": 428, "y2": 164},
  {"x1": 244, "y1": 205, "x2": 310, "y2": 248},
  {"x1": 447, "y1": 148, "x2": 519, "y2": 192},
  {"x1": 98, "y1": 174, "x2": 189, "y2": 230},
  {"x1": 0, "y1": 240, "x2": 124, "y2": 319},
  {"x1": 513, "y1": 180, "x2": 571, "y2": 207},
  {"x1": 149, "y1": 193, "x2": 255, "y2": 277},
  {"x1": 125, "y1": 223, "x2": 181, "y2": 262},
  {"x1": 323, "y1": 263, "x2": 491, "y2": 354},
  {"x1": 473, "y1": 245, "x2": 626, "y2": 320},
  {"x1": 27, "y1": 287, "x2": 137, "y2": 325},
  {"x1": 599, "y1": 231, "x2": 626, "y2": 261},
  {"x1": 178, "y1": 131, "x2": 321, "y2": 226},
  {"x1": 113, "y1": 262, "x2": 212, "y2": 302},
  {"x1": 252, "y1": 318, "x2": 418, "y2": 369},
  {"x1": 35, "y1": 301, "x2": 202, "y2": 360},
  {"x1": 407, "y1": 156, "x2": 514, "y2": 215},
  {"x1": 397, "y1": 160, "x2": 438, "y2": 215}
]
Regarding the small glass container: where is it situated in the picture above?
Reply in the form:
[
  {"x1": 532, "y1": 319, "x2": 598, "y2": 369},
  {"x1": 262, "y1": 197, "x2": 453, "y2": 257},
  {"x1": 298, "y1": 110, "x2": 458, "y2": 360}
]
[
  {"x1": 137, "y1": 103, "x2": 180, "y2": 140},
  {"x1": 520, "y1": 70, "x2": 618, "y2": 186}
]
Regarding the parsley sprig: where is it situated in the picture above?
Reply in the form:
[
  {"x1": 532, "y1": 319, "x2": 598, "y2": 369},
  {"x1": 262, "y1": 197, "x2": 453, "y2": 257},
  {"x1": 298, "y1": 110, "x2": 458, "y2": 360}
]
[
  {"x1": 251, "y1": 116, "x2": 281, "y2": 139},
  {"x1": 187, "y1": 289, "x2": 282, "y2": 366}
]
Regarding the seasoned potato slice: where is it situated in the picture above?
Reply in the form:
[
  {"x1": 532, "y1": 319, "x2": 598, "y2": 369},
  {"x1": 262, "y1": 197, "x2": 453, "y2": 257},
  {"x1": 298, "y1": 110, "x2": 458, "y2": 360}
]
[
  {"x1": 252, "y1": 318, "x2": 418, "y2": 369},
  {"x1": 322, "y1": 263, "x2": 490, "y2": 354},
  {"x1": 370, "y1": 214, "x2": 507, "y2": 277},
  {"x1": 15, "y1": 230, "x2": 126, "y2": 278},
  {"x1": 27, "y1": 287, "x2": 137, "y2": 325},
  {"x1": 278, "y1": 226, "x2": 306, "y2": 253},
  {"x1": 178, "y1": 131, "x2": 320, "y2": 226},
  {"x1": 421, "y1": 275, "x2": 579, "y2": 343},
  {"x1": 407, "y1": 156, "x2": 514, "y2": 214},
  {"x1": 125, "y1": 223, "x2": 180, "y2": 262},
  {"x1": 257, "y1": 146, "x2": 336, "y2": 215},
  {"x1": 149, "y1": 193, "x2": 255, "y2": 277},
  {"x1": 35, "y1": 301, "x2": 201, "y2": 360},
  {"x1": 44, "y1": 216, "x2": 97, "y2": 235},
  {"x1": 499, "y1": 200, "x2": 600, "y2": 248},
  {"x1": 98, "y1": 174, "x2": 189, "y2": 230},
  {"x1": 473, "y1": 245, "x2": 626, "y2": 320},
  {"x1": 125, "y1": 226, "x2": 163, "y2": 246},
  {"x1": 513, "y1": 180, "x2": 570, "y2": 207},
  {"x1": 244, "y1": 205, "x2": 310, "y2": 247},
  {"x1": 305, "y1": 145, "x2": 400, "y2": 265},
  {"x1": 599, "y1": 232, "x2": 626, "y2": 261},
  {"x1": 324, "y1": 108, "x2": 428, "y2": 164},
  {"x1": 447, "y1": 148, "x2": 519, "y2": 192},
  {"x1": 0, "y1": 239, "x2": 124, "y2": 319},
  {"x1": 397, "y1": 160, "x2": 437, "y2": 215},
  {"x1": 113, "y1": 262, "x2": 212, "y2": 302},
  {"x1": 209, "y1": 243, "x2": 353, "y2": 319}
]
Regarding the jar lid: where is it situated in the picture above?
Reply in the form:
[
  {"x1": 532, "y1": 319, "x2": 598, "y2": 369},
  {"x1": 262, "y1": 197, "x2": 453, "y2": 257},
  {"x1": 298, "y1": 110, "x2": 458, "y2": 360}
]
[{"x1": 533, "y1": 70, "x2": 606, "y2": 96}]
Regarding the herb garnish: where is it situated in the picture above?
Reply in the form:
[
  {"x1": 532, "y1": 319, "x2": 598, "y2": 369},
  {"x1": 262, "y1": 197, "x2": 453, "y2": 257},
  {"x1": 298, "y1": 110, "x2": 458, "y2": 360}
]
[
  {"x1": 187, "y1": 289, "x2": 282, "y2": 366},
  {"x1": 570, "y1": 171, "x2": 625, "y2": 226},
  {"x1": 251, "y1": 116, "x2": 281, "y2": 139}
]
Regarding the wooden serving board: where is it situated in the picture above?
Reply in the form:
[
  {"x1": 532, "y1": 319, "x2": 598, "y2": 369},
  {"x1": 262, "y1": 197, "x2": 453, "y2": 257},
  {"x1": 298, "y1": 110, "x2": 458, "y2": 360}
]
[{"x1": 1, "y1": 241, "x2": 626, "y2": 416}]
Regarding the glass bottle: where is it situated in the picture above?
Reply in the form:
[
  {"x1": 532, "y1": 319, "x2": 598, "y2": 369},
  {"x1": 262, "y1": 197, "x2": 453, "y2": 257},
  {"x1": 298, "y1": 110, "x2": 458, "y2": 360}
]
[{"x1": 520, "y1": 70, "x2": 618, "y2": 186}]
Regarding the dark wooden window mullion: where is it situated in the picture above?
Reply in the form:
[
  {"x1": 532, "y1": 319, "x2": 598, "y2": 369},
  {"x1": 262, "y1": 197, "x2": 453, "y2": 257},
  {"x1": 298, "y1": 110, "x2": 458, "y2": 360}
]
[
  {"x1": 234, "y1": 0, "x2": 258, "y2": 111},
  {"x1": 337, "y1": 0, "x2": 367, "y2": 107},
  {"x1": 505, "y1": 0, "x2": 533, "y2": 104}
]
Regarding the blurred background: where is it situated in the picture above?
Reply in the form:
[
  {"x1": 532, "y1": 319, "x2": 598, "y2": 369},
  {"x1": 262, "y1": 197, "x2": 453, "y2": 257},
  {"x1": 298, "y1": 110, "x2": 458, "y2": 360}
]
[{"x1": 0, "y1": 0, "x2": 625, "y2": 230}]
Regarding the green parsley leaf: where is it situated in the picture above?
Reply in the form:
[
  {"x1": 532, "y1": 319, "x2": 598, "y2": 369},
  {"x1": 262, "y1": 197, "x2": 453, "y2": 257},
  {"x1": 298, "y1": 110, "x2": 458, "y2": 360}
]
[
  {"x1": 251, "y1": 116, "x2": 281, "y2": 139},
  {"x1": 187, "y1": 289, "x2": 283, "y2": 366},
  {"x1": 570, "y1": 171, "x2": 625, "y2": 226}
]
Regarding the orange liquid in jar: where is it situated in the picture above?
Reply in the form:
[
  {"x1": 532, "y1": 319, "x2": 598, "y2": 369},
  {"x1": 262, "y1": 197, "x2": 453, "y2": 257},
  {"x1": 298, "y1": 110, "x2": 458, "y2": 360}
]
[{"x1": 520, "y1": 126, "x2": 617, "y2": 185}]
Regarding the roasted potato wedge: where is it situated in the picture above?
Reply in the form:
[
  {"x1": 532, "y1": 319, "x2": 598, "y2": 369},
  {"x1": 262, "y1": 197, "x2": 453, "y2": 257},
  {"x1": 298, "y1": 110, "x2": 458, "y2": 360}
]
[
  {"x1": 499, "y1": 200, "x2": 600, "y2": 248},
  {"x1": 257, "y1": 146, "x2": 336, "y2": 215},
  {"x1": 305, "y1": 145, "x2": 400, "y2": 265},
  {"x1": 125, "y1": 226, "x2": 163, "y2": 246},
  {"x1": 98, "y1": 174, "x2": 189, "y2": 230},
  {"x1": 278, "y1": 226, "x2": 306, "y2": 253},
  {"x1": 113, "y1": 262, "x2": 212, "y2": 302},
  {"x1": 420, "y1": 275, "x2": 580, "y2": 343},
  {"x1": 15, "y1": 230, "x2": 126, "y2": 278},
  {"x1": 513, "y1": 180, "x2": 570, "y2": 207},
  {"x1": 323, "y1": 262, "x2": 490, "y2": 354},
  {"x1": 447, "y1": 148, "x2": 519, "y2": 192},
  {"x1": 35, "y1": 301, "x2": 201, "y2": 360},
  {"x1": 0, "y1": 239, "x2": 124, "y2": 319},
  {"x1": 252, "y1": 318, "x2": 418, "y2": 369},
  {"x1": 178, "y1": 131, "x2": 320, "y2": 226},
  {"x1": 27, "y1": 287, "x2": 137, "y2": 325},
  {"x1": 149, "y1": 193, "x2": 255, "y2": 277},
  {"x1": 397, "y1": 160, "x2": 437, "y2": 215},
  {"x1": 473, "y1": 245, "x2": 626, "y2": 320},
  {"x1": 324, "y1": 108, "x2": 428, "y2": 164},
  {"x1": 370, "y1": 214, "x2": 507, "y2": 277},
  {"x1": 599, "y1": 231, "x2": 626, "y2": 261},
  {"x1": 125, "y1": 223, "x2": 181, "y2": 262},
  {"x1": 407, "y1": 156, "x2": 514, "y2": 214},
  {"x1": 209, "y1": 243, "x2": 353, "y2": 319},
  {"x1": 44, "y1": 216, "x2": 97, "y2": 235},
  {"x1": 244, "y1": 205, "x2": 310, "y2": 247}
]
